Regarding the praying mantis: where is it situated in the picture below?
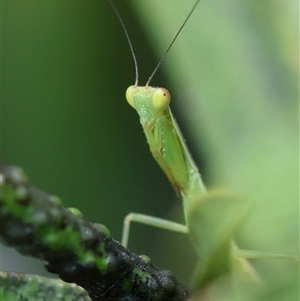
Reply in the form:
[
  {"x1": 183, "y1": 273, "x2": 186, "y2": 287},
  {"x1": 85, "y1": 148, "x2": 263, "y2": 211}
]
[
  {"x1": 109, "y1": 0, "x2": 207, "y2": 249},
  {"x1": 110, "y1": 0, "x2": 298, "y2": 269}
]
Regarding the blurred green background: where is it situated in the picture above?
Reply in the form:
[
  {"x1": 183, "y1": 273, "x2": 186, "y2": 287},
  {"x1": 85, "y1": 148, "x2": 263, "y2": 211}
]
[{"x1": 1, "y1": 0, "x2": 298, "y2": 296}]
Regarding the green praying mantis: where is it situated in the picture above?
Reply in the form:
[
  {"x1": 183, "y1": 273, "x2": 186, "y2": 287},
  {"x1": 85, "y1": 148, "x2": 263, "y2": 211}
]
[
  {"x1": 109, "y1": 0, "x2": 298, "y2": 272},
  {"x1": 115, "y1": 0, "x2": 207, "y2": 248}
]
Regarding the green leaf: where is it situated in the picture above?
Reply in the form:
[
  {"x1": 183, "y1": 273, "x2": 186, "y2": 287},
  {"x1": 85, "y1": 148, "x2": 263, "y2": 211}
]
[{"x1": 187, "y1": 190, "x2": 253, "y2": 289}]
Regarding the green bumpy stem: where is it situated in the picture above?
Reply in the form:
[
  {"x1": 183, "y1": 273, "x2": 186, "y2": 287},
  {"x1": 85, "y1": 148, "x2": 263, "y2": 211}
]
[{"x1": 0, "y1": 164, "x2": 189, "y2": 301}]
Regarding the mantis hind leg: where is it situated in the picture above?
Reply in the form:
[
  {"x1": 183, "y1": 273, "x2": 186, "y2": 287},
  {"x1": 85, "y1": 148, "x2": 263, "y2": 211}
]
[{"x1": 121, "y1": 213, "x2": 188, "y2": 248}]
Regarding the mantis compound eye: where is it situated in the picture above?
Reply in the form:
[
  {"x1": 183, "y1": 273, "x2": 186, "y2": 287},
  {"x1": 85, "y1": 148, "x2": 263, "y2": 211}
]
[
  {"x1": 125, "y1": 85, "x2": 136, "y2": 109},
  {"x1": 152, "y1": 88, "x2": 171, "y2": 112}
]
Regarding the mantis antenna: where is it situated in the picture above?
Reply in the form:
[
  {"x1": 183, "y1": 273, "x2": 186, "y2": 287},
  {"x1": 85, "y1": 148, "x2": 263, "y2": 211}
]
[
  {"x1": 109, "y1": 0, "x2": 201, "y2": 86},
  {"x1": 146, "y1": 0, "x2": 201, "y2": 86},
  {"x1": 108, "y1": 0, "x2": 139, "y2": 86}
]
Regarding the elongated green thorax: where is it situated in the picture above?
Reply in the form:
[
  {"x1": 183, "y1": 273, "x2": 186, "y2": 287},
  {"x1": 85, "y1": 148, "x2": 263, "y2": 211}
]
[{"x1": 126, "y1": 85, "x2": 206, "y2": 223}]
